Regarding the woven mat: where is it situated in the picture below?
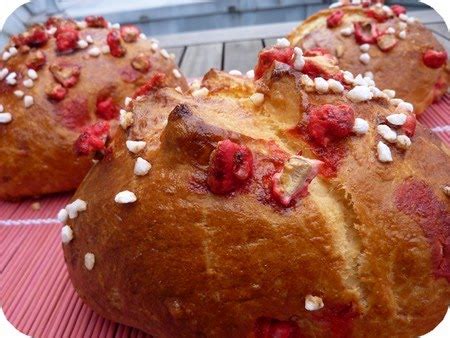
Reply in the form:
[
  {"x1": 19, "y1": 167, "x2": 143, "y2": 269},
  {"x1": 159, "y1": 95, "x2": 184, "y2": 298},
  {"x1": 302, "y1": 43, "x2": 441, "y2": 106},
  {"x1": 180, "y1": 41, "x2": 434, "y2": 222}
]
[{"x1": 1, "y1": 95, "x2": 449, "y2": 337}]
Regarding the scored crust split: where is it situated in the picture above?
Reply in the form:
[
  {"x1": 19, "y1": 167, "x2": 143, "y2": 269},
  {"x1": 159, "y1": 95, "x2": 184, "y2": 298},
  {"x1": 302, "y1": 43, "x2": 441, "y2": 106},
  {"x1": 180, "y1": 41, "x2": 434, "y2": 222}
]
[
  {"x1": 287, "y1": 2, "x2": 449, "y2": 115},
  {"x1": 0, "y1": 16, "x2": 188, "y2": 200},
  {"x1": 61, "y1": 41, "x2": 450, "y2": 337}
]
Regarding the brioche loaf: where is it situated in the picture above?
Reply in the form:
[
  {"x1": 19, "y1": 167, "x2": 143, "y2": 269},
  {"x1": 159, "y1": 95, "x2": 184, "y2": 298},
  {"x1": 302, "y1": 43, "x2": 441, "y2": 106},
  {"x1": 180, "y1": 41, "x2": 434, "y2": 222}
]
[
  {"x1": 287, "y1": 2, "x2": 449, "y2": 115},
  {"x1": 0, "y1": 16, "x2": 187, "y2": 200},
  {"x1": 61, "y1": 43, "x2": 450, "y2": 337}
]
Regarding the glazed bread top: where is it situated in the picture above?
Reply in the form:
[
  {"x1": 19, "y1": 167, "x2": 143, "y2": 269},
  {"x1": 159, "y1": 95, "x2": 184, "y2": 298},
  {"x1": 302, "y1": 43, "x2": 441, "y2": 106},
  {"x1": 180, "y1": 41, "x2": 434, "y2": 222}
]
[
  {"x1": 0, "y1": 16, "x2": 187, "y2": 200},
  {"x1": 61, "y1": 44, "x2": 450, "y2": 337},
  {"x1": 287, "y1": 3, "x2": 449, "y2": 115}
]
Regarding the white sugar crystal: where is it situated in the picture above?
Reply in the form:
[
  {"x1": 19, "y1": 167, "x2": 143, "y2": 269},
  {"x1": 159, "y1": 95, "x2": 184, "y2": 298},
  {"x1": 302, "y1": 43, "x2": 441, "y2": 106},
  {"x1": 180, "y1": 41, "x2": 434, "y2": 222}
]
[
  {"x1": 57, "y1": 208, "x2": 69, "y2": 223},
  {"x1": 340, "y1": 26, "x2": 354, "y2": 37},
  {"x1": 398, "y1": 31, "x2": 406, "y2": 39},
  {"x1": 134, "y1": 157, "x2": 152, "y2": 176},
  {"x1": 346, "y1": 86, "x2": 373, "y2": 102},
  {"x1": 359, "y1": 53, "x2": 370, "y2": 64},
  {"x1": 115, "y1": 190, "x2": 137, "y2": 204},
  {"x1": 84, "y1": 253, "x2": 95, "y2": 270},
  {"x1": 305, "y1": 295, "x2": 324, "y2": 311},
  {"x1": 8, "y1": 47, "x2": 18, "y2": 56},
  {"x1": 407, "y1": 17, "x2": 416, "y2": 24},
  {"x1": 383, "y1": 89, "x2": 396, "y2": 99},
  {"x1": 275, "y1": 38, "x2": 290, "y2": 48},
  {"x1": 343, "y1": 71, "x2": 354, "y2": 84},
  {"x1": 0, "y1": 112, "x2": 12, "y2": 124},
  {"x1": 246, "y1": 69, "x2": 255, "y2": 79},
  {"x1": 46, "y1": 26, "x2": 57, "y2": 35},
  {"x1": 61, "y1": 225, "x2": 74, "y2": 244},
  {"x1": 192, "y1": 87, "x2": 209, "y2": 98},
  {"x1": 364, "y1": 71, "x2": 374, "y2": 80},
  {"x1": 66, "y1": 199, "x2": 87, "y2": 219},
  {"x1": 328, "y1": 79, "x2": 344, "y2": 93},
  {"x1": 442, "y1": 186, "x2": 450, "y2": 197},
  {"x1": 386, "y1": 113, "x2": 407, "y2": 126},
  {"x1": 120, "y1": 109, "x2": 134, "y2": 129},
  {"x1": 161, "y1": 49, "x2": 170, "y2": 59},
  {"x1": 101, "y1": 45, "x2": 110, "y2": 54},
  {"x1": 86, "y1": 35, "x2": 94, "y2": 44},
  {"x1": 14, "y1": 90, "x2": 24, "y2": 98},
  {"x1": 27, "y1": 69, "x2": 38, "y2": 80},
  {"x1": 249, "y1": 92, "x2": 265, "y2": 106},
  {"x1": 23, "y1": 79, "x2": 34, "y2": 88},
  {"x1": 352, "y1": 118, "x2": 369, "y2": 135},
  {"x1": 377, "y1": 141, "x2": 393, "y2": 162},
  {"x1": 386, "y1": 27, "x2": 395, "y2": 34},
  {"x1": 353, "y1": 74, "x2": 366, "y2": 86},
  {"x1": 314, "y1": 77, "x2": 329, "y2": 93},
  {"x1": 396, "y1": 101, "x2": 413, "y2": 113},
  {"x1": 228, "y1": 69, "x2": 242, "y2": 76},
  {"x1": 126, "y1": 140, "x2": 146, "y2": 153},
  {"x1": 399, "y1": 13, "x2": 408, "y2": 22},
  {"x1": 396, "y1": 135, "x2": 411, "y2": 149},
  {"x1": 88, "y1": 47, "x2": 101, "y2": 57},
  {"x1": 293, "y1": 47, "x2": 305, "y2": 70},
  {"x1": 6, "y1": 72, "x2": 17, "y2": 85},
  {"x1": 2, "y1": 51, "x2": 11, "y2": 61},
  {"x1": 173, "y1": 69, "x2": 182, "y2": 78},
  {"x1": 390, "y1": 98, "x2": 403, "y2": 106},
  {"x1": 124, "y1": 97, "x2": 132, "y2": 106},
  {"x1": 377, "y1": 124, "x2": 397, "y2": 143},
  {"x1": 0, "y1": 68, "x2": 8, "y2": 80},
  {"x1": 360, "y1": 44, "x2": 370, "y2": 52},
  {"x1": 24, "y1": 95, "x2": 34, "y2": 108},
  {"x1": 139, "y1": 33, "x2": 147, "y2": 40},
  {"x1": 77, "y1": 39, "x2": 88, "y2": 49},
  {"x1": 76, "y1": 20, "x2": 87, "y2": 29}
]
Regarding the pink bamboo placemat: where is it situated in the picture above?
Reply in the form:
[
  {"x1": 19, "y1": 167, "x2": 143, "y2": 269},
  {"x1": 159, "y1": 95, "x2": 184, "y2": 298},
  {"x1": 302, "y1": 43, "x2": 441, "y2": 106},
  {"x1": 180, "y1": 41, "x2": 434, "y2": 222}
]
[{"x1": 1, "y1": 95, "x2": 449, "y2": 337}]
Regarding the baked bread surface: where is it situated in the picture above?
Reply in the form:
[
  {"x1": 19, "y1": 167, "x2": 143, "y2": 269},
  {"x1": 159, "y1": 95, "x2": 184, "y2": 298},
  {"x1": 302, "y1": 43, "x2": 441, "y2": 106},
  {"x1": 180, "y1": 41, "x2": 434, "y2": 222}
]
[
  {"x1": 287, "y1": 4, "x2": 449, "y2": 115},
  {"x1": 63, "y1": 56, "x2": 450, "y2": 337},
  {"x1": 0, "y1": 18, "x2": 187, "y2": 200}
]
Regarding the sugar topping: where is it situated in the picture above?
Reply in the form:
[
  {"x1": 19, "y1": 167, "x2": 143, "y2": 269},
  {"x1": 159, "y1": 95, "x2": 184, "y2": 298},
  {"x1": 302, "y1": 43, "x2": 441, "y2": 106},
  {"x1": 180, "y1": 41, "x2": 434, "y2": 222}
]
[
  {"x1": 246, "y1": 69, "x2": 255, "y2": 79},
  {"x1": 61, "y1": 225, "x2": 74, "y2": 244},
  {"x1": 23, "y1": 79, "x2": 34, "y2": 88},
  {"x1": 115, "y1": 190, "x2": 137, "y2": 204},
  {"x1": 359, "y1": 53, "x2": 370, "y2": 65},
  {"x1": 173, "y1": 69, "x2": 182, "y2": 79},
  {"x1": 0, "y1": 112, "x2": 12, "y2": 124},
  {"x1": 57, "y1": 208, "x2": 69, "y2": 223},
  {"x1": 377, "y1": 141, "x2": 393, "y2": 162},
  {"x1": 27, "y1": 69, "x2": 38, "y2": 80},
  {"x1": 346, "y1": 86, "x2": 372, "y2": 102},
  {"x1": 124, "y1": 97, "x2": 132, "y2": 106},
  {"x1": 88, "y1": 47, "x2": 101, "y2": 57},
  {"x1": 328, "y1": 79, "x2": 344, "y2": 93},
  {"x1": 352, "y1": 117, "x2": 369, "y2": 135},
  {"x1": 305, "y1": 295, "x2": 324, "y2": 311},
  {"x1": 0, "y1": 68, "x2": 8, "y2": 80},
  {"x1": 84, "y1": 253, "x2": 95, "y2": 270},
  {"x1": 340, "y1": 26, "x2": 354, "y2": 37},
  {"x1": 249, "y1": 93, "x2": 264, "y2": 106},
  {"x1": 228, "y1": 69, "x2": 242, "y2": 76},
  {"x1": 386, "y1": 113, "x2": 407, "y2": 126},
  {"x1": 6, "y1": 72, "x2": 17, "y2": 86},
  {"x1": 14, "y1": 90, "x2": 24, "y2": 98},
  {"x1": 192, "y1": 87, "x2": 209, "y2": 98},
  {"x1": 134, "y1": 157, "x2": 152, "y2": 176},
  {"x1": 443, "y1": 186, "x2": 450, "y2": 197},
  {"x1": 396, "y1": 135, "x2": 411, "y2": 149},
  {"x1": 160, "y1": 49, "x2": 170, "y2": 59},
  {"x1": 86, "y1": 35, "x2": 94, "y2": 44},
  {"x1": 377, "y1": 124, "x2": 397, "y2": 143},
  {"x1": 383, "y1": 89, "x2": 396, "y2": 99},
  {"x1": 396, "y1": 101, "x2": 413, "y2": 113},
  {"x1": 126, "y1": 140, "x2": 146, "y2": 153},
  {"x1": 293, "y1": 47, "x2": 305, "y2": 71},
  {"x1": 24, "y1": 95, "x2": 34, "y2": 108},
  {"x1": 275, "y1": 38, "x2": 291, "y2": 48},
  {"x1": 360, "y1": 44, "x2": 370, "y2": 52},
  {"x1": 314, "y1": 77, "x2": 329, "y2": 93},
  {"x1": 77, "y1": 39, "x2": 88, "y2": 49},
  {"x1": 65, "y1": 199, "x2": 87, "y2": 219},
  {"x1": 120, "y1": 109, "x2": 134, "y2": 129}
]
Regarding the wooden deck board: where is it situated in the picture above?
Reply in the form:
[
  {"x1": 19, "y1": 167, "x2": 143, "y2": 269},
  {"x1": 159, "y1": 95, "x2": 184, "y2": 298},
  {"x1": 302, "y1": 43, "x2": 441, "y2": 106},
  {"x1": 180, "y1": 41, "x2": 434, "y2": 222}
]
[
  {"x1": 164, "y1": 47, "x2": 185, "y2": 67},
  {"x1": 224, "y1": 40, "x2": 263, "y2": 73},
  {"x1": 180, "y1": 43, "x2": 223, "y2": 78}
]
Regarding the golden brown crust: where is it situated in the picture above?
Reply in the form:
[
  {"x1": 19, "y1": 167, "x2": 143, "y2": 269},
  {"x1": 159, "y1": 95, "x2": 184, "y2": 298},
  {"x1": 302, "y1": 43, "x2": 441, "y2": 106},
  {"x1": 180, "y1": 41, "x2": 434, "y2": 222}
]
[
  {"x1": 63, "y1": 64, "x2": 449, "y2": 337},
  {"x1": 287, "y1": 5, "x2": 449, "y2": 115},
  {"x1": 0, "y1": 19, "x2": 188, "y2": 200}
]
